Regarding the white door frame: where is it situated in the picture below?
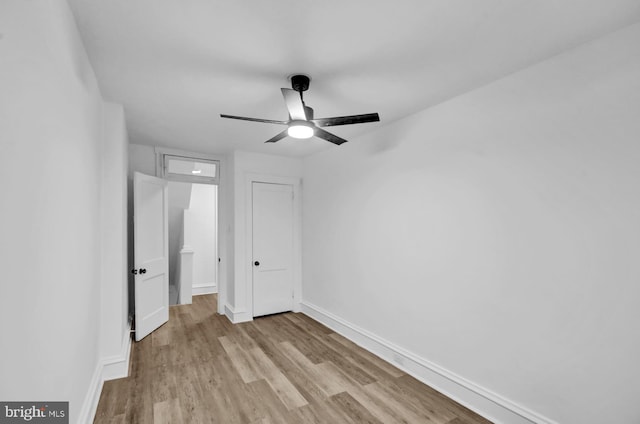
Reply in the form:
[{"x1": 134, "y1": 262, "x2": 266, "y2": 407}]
[
  {"x1": 154, "y1": 147, "x2": 227, "y2": 315},
  {"x1": 245, "y1": 173, "x2": 302, "y2": 317}
]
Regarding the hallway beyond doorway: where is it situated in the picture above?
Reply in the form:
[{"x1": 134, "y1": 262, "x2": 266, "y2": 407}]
[{"x1": 167, "y1": 181, "x2": 218, "y2": 305}]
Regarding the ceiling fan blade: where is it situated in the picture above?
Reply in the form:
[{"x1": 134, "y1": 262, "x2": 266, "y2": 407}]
[
  {"x1": 281, "y1": 88, "x2": 307, "y2": 120},
  {"x1": 220, "y1": 114, "x2": 288, "y2": 125},
  {"x1": 315, "y1": 128, "x2": 348, "y2": 145},
  {"x1": 264, "y1": 130, "x2": 289, "y2": 143},
  {"x1": 311, "y1": 113, "x2": 380, "y2": 127}
]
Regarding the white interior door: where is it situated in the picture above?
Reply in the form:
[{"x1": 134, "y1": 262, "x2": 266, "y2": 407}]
[
  {"x1": 252, "y1": 182, "x2": 294, "y2": 317},
  {"x1": 134, "y1": 172, "x2": 169, "y2": 341}
]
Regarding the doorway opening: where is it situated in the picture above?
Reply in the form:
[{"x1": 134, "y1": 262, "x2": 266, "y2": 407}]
[
  {"x1": 157, "y1": 152, "x2": 220, "y2": 307},
  {"x1": 168, "y1": 181, "x2": 217, "y2": 305}
]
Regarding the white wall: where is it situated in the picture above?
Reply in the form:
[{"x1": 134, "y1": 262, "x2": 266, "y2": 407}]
[
  {"x1": 100, "y1": 102, "x2": 129, "y2": 361},
  {"x1": 227, "y1": 150, "x2": 303, "y2": 321},
  {"x1": 0, "y1": 1, "x2": 127, "y2": 422},
  {"x1": 185, "y1": 184, "x2": 218, "y2": 292},
  {"x1": 302, "y1": 23, "x2": 640, "y2": 424},
  {"x1": 225, "y1": 153, "x2": 236, "y2": 308},
  {"x1": 167, "y1": 181, "x2": 192, "y2": 286},
  {"x1": 128, "y1": 143, "x2": 157, "y2": 176}
]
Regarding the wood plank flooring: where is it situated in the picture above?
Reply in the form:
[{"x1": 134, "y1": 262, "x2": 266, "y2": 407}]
[{"x1": 94, "y1": 295, "x2": 492, "y2": 424}]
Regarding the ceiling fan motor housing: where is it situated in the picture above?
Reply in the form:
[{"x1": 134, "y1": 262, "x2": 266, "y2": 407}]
[{"x1": 291, "y1": 74, "x2": 310, "y2": 92}]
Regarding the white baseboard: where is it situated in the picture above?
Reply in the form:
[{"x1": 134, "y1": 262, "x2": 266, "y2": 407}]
[
  {"x1": 193, "y1": 282, "x2": 217, "y2": 296},
  {"x1": 102, "y1": 322, "x2": 133, "y2": 381},
  {"x1": 224, "y1": 303, "x2": 252, "y2": 323},
  {"x1": 78, "y1": 321, "x2": 133, "y2": 424},
  {"x1": 77, "y1": 358, "x2": 104, "y2": 424},
  {"x1": 300, "y1": 301, "x2": 557, "y2": 424}
]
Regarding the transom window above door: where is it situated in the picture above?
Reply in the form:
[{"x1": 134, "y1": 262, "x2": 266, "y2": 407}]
[{"x1": 162, "y1": 155, "x2": 219, "y2": 184}]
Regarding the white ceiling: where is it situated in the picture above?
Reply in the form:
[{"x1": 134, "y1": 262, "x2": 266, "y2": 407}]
[{"x1": 69, "y1": 0, "x2": 640, "y2": 157}]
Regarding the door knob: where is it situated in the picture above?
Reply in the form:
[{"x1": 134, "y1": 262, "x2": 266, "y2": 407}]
[
  {"x1": 254, "y1": 261, "x2": 260, "y2": 266},
  {"x1": 139, "y1": 268, "x2": 147, "y2": 274},
  {"x1": 131, "y1": 269, "x2": 138, "y2": 275}
]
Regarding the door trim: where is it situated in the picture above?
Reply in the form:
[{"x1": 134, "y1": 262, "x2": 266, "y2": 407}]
[{"x1": 245, "y1": 173, "x2": 302, "y2": 319}]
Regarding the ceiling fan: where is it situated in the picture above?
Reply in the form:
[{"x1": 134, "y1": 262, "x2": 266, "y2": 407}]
[{"x1": 220, "y1": 75, "x2": 380, "y2": 145}]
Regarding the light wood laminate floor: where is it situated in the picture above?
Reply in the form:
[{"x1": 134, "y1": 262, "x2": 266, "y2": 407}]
[{"x1": 94, "y1": 295, "x2": 492, "y2": 424}]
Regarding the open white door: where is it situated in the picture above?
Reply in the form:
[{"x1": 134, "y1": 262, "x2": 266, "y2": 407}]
[
  {"x1": 134, "y1": 172, "x2": 169, "y2": 341},
  {"x1": 252, "y1": 182, "x2": 294, "y2": 317}
]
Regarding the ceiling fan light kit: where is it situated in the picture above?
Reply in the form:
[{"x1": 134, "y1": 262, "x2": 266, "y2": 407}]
[
  {"x1": 220, "y1": 74, "x2": 380, "y2": 145},
  {"x1": 287, "y1": 120, "x2": 314, "y2": 139}
]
